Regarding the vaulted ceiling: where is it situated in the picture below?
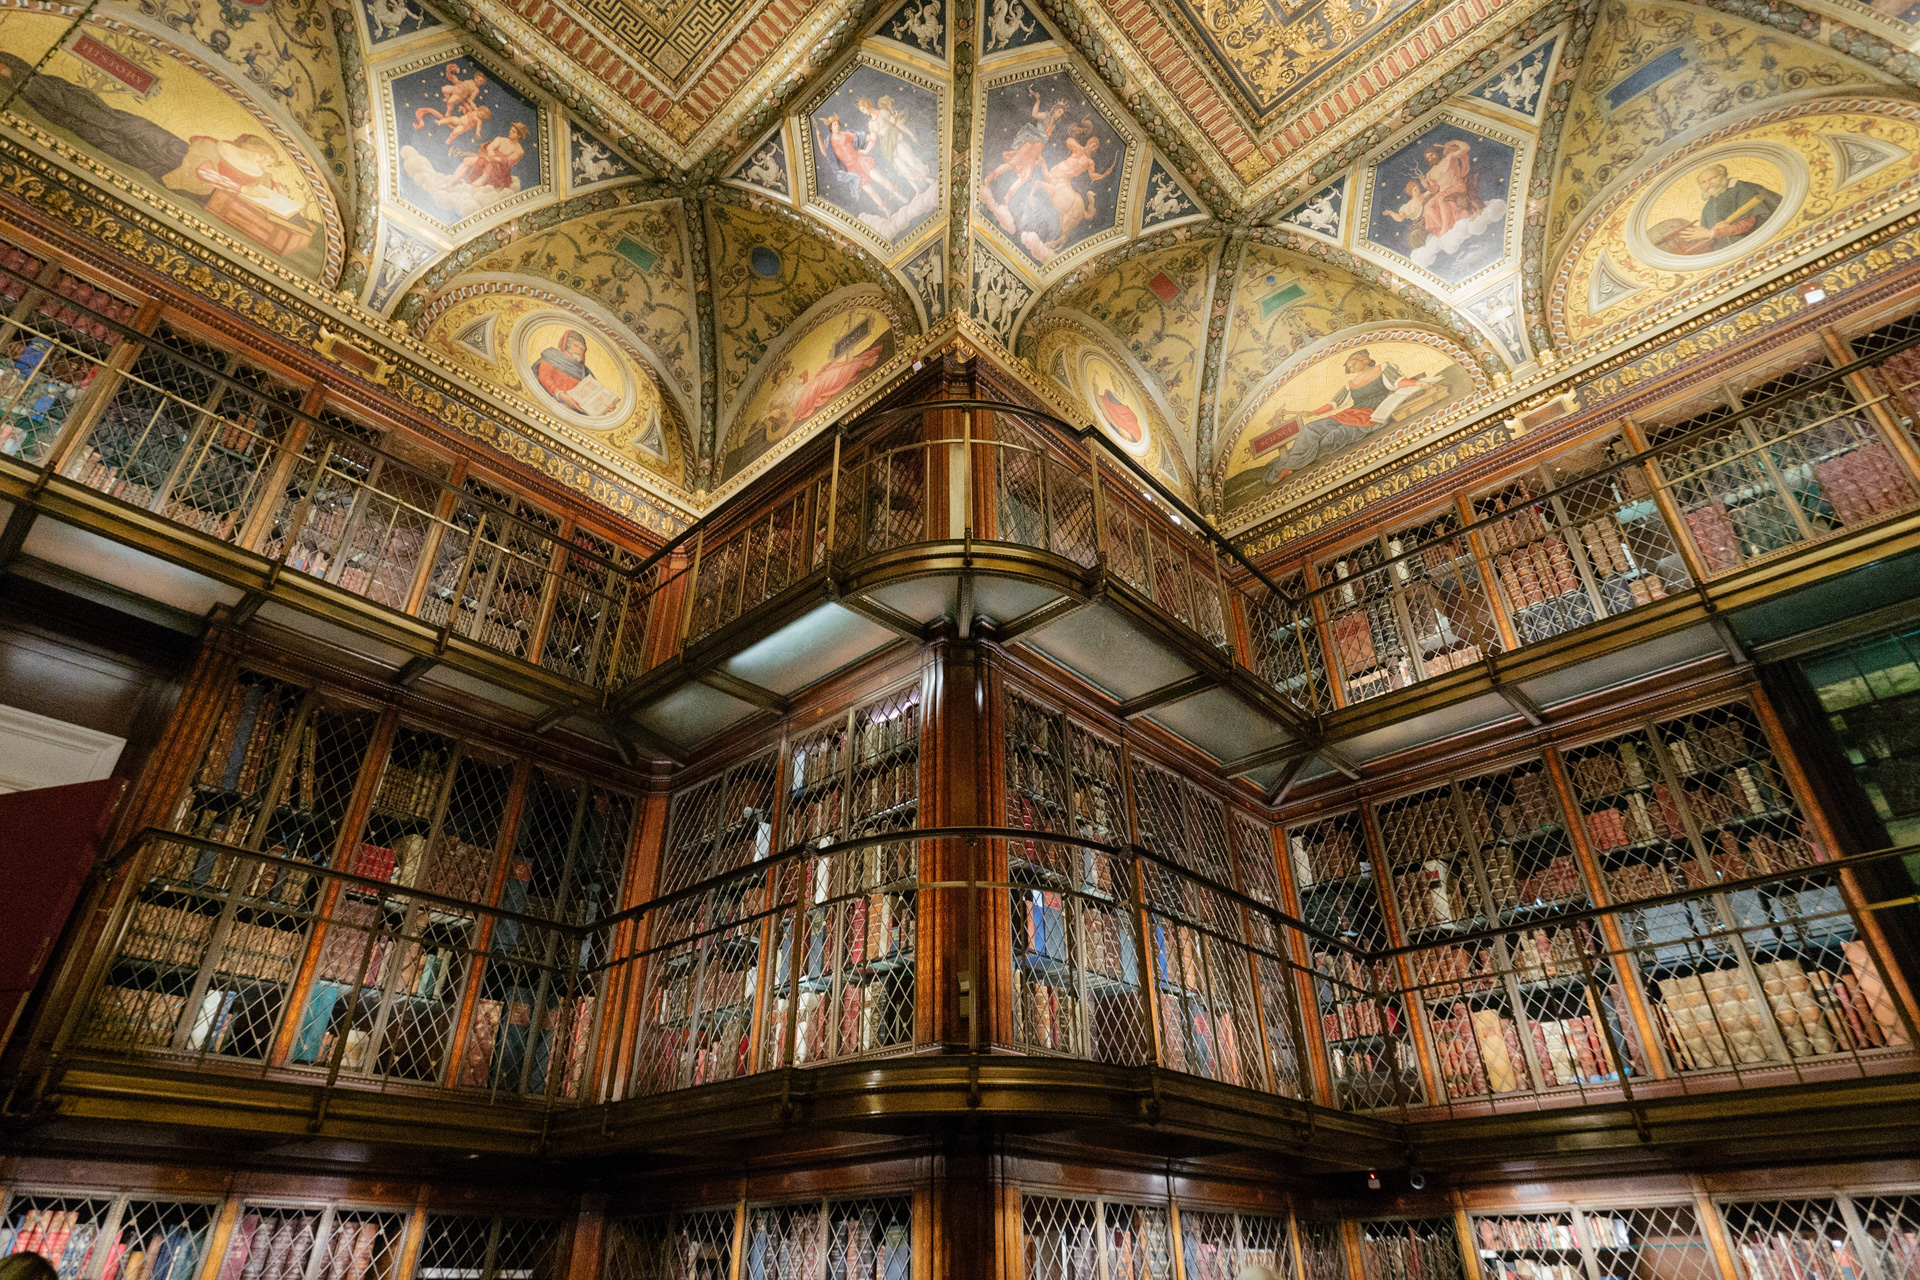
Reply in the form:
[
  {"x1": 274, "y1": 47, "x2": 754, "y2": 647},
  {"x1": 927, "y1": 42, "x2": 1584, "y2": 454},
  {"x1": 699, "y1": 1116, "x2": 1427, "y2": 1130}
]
[{"x1": 5, "y1": 0, "x2": 1919, "y2": 530}]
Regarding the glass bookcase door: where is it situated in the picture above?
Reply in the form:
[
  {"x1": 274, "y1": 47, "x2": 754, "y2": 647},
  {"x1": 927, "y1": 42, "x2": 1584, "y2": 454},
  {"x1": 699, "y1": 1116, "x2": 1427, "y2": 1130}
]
[
  {"x1": 1356, "y1": 1219, "x2": 1467, "y2": 1280},
  {"x1": 763, "y1": 685, "x2": 921, "y2": 1070},
  {"x1": 1003, "y1": 691, "x2": 1143, "y2": 1062},
  {"x1": 602, "y1": 1208, "x2": 737, "y2": 1280},
  {"x1": 1286, "y1": 812, "x2": 1421, "y2": 1110}
]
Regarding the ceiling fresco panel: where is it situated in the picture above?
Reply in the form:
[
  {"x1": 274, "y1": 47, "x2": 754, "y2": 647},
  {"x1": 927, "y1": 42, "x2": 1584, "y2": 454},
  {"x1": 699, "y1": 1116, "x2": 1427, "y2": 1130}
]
[
  {"x1": 802, "y1": 59, "x2": 948, "y2": 257},
  {"x1": 976, "y1": 66, "x2": 1133, "y2": 271},
  {"x1": 383, "y1": 50, "x2": 549, "y2": 231}
]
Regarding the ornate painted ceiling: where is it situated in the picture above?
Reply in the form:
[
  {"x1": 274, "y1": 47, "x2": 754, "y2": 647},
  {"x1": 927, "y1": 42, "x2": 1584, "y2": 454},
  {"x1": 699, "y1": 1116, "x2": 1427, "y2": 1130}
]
[{"x1": 5, "y1": 0, "x2": 1920, "y2": 532}]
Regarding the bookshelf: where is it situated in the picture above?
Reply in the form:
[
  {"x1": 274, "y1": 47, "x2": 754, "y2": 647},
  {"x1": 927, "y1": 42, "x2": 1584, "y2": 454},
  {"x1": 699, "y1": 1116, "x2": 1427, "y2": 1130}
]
[
  {"x1": 414, "y1": 1215, "x2": 562, "y2": 1280},
  {"x1": 416, "y1": 477, "x2": 557, "y2": 660},
  {"x1": 1356, "y1": 1218, "x2": 1466, "y2": 1280},
  {"x1": 1319, "y1": 542, "x2": 1421, "y2": 704},
  {"x1": 1180, "y1": 1210, "x2": 1293, "y2": 1280},
  {"x1": 742, "y1": 1196, "x2": 911, "y2": 1280},
  {"x1": 1469, "y1": 1205, "x2": 1723, "y2": 1280},
  {"x1": 1373, "y1": 760, "x2": 1641, "y2": 1100},
  {"x1": 1285, "y1": 812, "x2": 1420, "y2": 1110},
  {"x1": 1129, "y1": 759, "x2": 1264, "y2": 1088},
  {"x1": 1002, "y1": 689, "x2": 1142, "y2": 1064},
  {"x1": 211, "y1": 1204, "x2": 408, "y2": 1280},
  {"x1": 1019, "y1": 1194, "x2": 1173, "y2": 1280},
  {"x1": 1298, "y1": 1220, "x2": 1352, "y2": 1280},
  {"x1": 290, "y1": 732, "x2": 514, "y2": 1084},
  {"x1": 94, "y1": 676, "x2": 376, "y2": 1062},
  {"x1": 637, "y1": 750, "x2": 779, "y2": 1093},
  {"x1": 1560, "y1": 700, "x2": 1906, "y2": 1075},
  {"x1": 463, "y1": 771, "x2": 635, "y2": 1097},
  {"x1": 0, "y1": 1190, "x2": 217, "y2": 1280},
  {"x1": 766, "y1": 684, "x2": 921, "y2": 1068},
  {"x1": 1714, "y1": 1199, "x2": 1870, "y2": 1280},
  {"x1": 603, "y1": 1210, "x2": 736, "y2": 1280},
  {"x1": 1385, "y1": 510, "x2": 1499, "y2": 679}
]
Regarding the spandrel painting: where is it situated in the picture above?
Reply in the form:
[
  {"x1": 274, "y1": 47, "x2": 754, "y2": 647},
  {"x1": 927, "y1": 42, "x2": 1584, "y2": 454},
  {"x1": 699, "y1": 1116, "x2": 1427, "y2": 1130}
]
[
  {"x1": 1554, "y1": 105, "x2": 1920, "y2": 347},
  {"x1": 809, "y1": 65, "x2": 941, "y2": 245},
  {"x1": 0, "y1": 14, "x2": 332, "y2": 280},
  {"x1": 424, "y1": 293, "x2": 675, "y2": 475},
  {"x1": 1364, "y1": 120, "x2": 1516, "y2": 288},
  {"x1": 978, "y1": 72, "x2": 1126, "y2": 266},
  {"x1": 391, "y1": 56, "x2": 541, "y2": 224},
  {"x1": 722, "y1": 305, "x2": 895, "y2": 481},
  {"x1": 1222, "y1": 338, "x2": 1473, "y2": 516}
]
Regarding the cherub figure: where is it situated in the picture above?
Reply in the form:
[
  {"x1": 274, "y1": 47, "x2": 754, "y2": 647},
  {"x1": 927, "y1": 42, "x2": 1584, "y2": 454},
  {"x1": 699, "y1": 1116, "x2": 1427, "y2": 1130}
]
[{"x1": 413, "y1": 64, "x2": 487, "y2": 132}]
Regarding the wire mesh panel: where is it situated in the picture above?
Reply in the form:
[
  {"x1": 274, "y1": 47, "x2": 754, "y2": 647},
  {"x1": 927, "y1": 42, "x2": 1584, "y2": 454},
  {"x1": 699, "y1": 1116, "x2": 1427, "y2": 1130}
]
[
  {"x1": 0, "y1": 261, "x2": 137, "y2": 466},
  {"x1": 0, "y1": 1193, "x2": 118, "y2": 1280},
  {"x1": 1718, "y1": 1199, "x2": 1868, "y2": 1280},
  {"x1": 1383, "y1": 511, "x2": 1503, "y2": 678},
  {"x1": 743, "y1": 1197, "x2": 910, "y2": 1280},
  {"x1": 215, "y1": 1205, "x2": 408, "y2": 1280},
  {"x1": 464, "y1": 771, "x2": 634, "y2": 1097},
  {"x1": 1319, "y1": 544, "x2": 1421, "y2": 705},
  {"x1": 1298, "y1": 1220, "x2": 1351, "y2": 1280},
  {"x1": 1287, "y1": 812, "x2": 1420, "y2": 1110},
  {"x1": 770, "y1": 687, "x2": 921, "y2": 1069},
  {"x1": 634, "y1": 751, "x2": 780, "y2": 1093},
  {"x1": 1541, "y1": 436, "x2": 1692, "y2": 627},
  {"x1": 541, "y1": 529, "x2": 636, "y2": 685},
  {"x1": 1456, "y1": 759, "x2": 1589, "y2": 926},
  {"x1": 1003, "y1": 691, "x2": 1146, "y2": 1063},
  {"x1": 1577, "y1": 1205, "x2": 1723, "y2": 1280},
  {"x1": 1356, "y1": 1219, "x2": 1466, "y2": 1280},
  {"x1": 415, "y1": 479, "x2": 561, "y2": 663},
  {"x1": 1850, "y1": 1195, "x2": 1920, "y2": 1280},
  {"x1": 1242, "y1": 573, "x2": 1333, "y2": 717},
  {"x1": 1375, "y1": 784, "x2": 1491, "y2": 942},
  {"x1": 602, "y1": 1211, "x2": 736, "y2": 1280},
  {"x1": 89, "y1": 689, "x2": 375, "y2": 1061},
  {"x1": 1181, "y1": 1210, "x2": 1295, "y2": 1280},
  {"x1": 415, "y1": 1215, "x2": 562, "y2": 1280},
  {"x1": 1470, "y1": 1213, "x2": 1586, "y2": 1280},
  {"x1": 1233, "y1": 811, "x2": 1307, "y2": 1099},
  {"x1": 1019, "y1": 1195, "x2": 1172, "y2": 1280},
  {"x1": 1141, "y1": 859, "x2": 1268, "y2": 1088},
  {"x1": 1560, "y1": 725, "x2": 1697, "y2": 906},
  {"x1": 95, "y1": 1199, "x2": 221, "y2": 1280}
]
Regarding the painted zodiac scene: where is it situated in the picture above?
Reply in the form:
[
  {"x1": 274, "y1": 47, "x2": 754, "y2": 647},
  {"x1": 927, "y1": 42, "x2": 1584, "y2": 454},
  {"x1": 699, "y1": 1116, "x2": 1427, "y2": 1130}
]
[
  {"x1": 809, "y1": 65, "x2": 942, "y2": 245},
  {"x1": 391, "y1": 56, "x2": 541, "y2": 224},
  {"x1": 978, "y1": 72, "x2": 1127, "y2": 265}
]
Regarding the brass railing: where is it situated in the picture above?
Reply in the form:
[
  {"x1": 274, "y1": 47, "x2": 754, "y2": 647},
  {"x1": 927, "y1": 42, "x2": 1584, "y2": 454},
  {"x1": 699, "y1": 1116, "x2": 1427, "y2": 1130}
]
[{"x1": 8, "y1": 250, "x2": 1920, "y2": 730}]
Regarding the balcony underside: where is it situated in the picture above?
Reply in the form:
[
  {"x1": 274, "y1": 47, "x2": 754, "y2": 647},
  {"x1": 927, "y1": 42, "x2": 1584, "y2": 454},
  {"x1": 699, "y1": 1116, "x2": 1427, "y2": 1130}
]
[
  {"x1": 612, "y1": 543, "x2": 1315, "y2": 782},
  {"x1": 20, "y1": 1051, "x2": 1917, "y2": 1183}
]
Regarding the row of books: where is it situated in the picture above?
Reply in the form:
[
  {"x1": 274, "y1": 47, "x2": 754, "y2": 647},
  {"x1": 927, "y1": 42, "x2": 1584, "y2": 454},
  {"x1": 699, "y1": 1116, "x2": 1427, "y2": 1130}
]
[
  {"x1": 1319, "y1": 991, "x2": 1401, "y2": 1044},
  {"x1": 197, "y1": 679, "x2": 291, "y2": 798},
  {"x1": 89, "y1": 986, "x2": 190, "y2": 1048},
  {"x1": 1480, "y1": 1257, "x2": 1581, "y2": 1280},
  {"x1": 1289, "y1": 825, "x2": 1364, "y2": 887},
  {"x1": 1708, "y1": 830, "x2": 1816, "y2": 882},
  {"x1": 1474, "y1": 1217, "x2": 1579, "y2": 1252},
  {"x1": 333, "y1": 559, "x2": 413, "y2": 610},
  {"x1": 1018, "y1": 972, "x2": 1076, "y2": 1051},
  {"x1": 1508, "y1": 926, "x2": 1593, "y2": 982},
  {"x1": 1729, "y1": 1224, "x2": 1869, "y2": 1280},
  {"x1": 1159, "y1": 999, "x2": 1243, "y2": 1085},
  {"x1": 1360, "y1": 1230, "x2": 1464, "y2": 1280},
  {"x1": 649, "y1": 957, "x2": 753, "y2": 1026},
  {"x1": 1431, "y1": 1006, "x2": 1530, "y2": 1094},
  {"x1": 1494, "y1": 516, "x2": 1585, "y2": 602},
  {"x1": 162, "y1": 498, "x2": 245, "y2": 541},
  {"x1": 372, "y1": 756, "x2": 448, "y2": 819},
  {"x1": 1379, "y1": 793, "x2": 1467, "y2": 863},
  {"x1": 4, "y1": 1213, "x2": 203, "y2": 1280},
  {"x1": 1506, "y1": 853, "x2": 1585, "y2": 912},
  {"x1": 213, "y1": 920, "x2": 306, "y2": 984},
  {"x1": 1393, "y1": 859, "x2": 1479, "y2": 933},
  {"x1": 1575, "y1": 517, "x2": 1639, "y2": 578},
  {"x1": 1683, "y1": 766, "x2": 1778, "y2": 825},
  {"x1": 1327, "y1": 1040, "x2": 1416, "y2": 1090},
  {"x1": 120, "y1": 902, "x2": 217, "y2": 971},
  {"x1": 1584, "y1": 788, "x2": 1684, "y2": 850},
  {"x1": 1480, "y1": 492, "x2": 1554, "y2": 552},
  {"x1": 224, "y1": 1215, "x2": 385, "y2": 1280},
  {"x1": 792, "y1": 980, "x2": 910, "y2": 1062},
  {"x1": 105, "y1": 1225, "x2": 207, "y2": 1280},
  {"x1": 1811, "y1": 439, "x2": 1914, "y2": 526}
]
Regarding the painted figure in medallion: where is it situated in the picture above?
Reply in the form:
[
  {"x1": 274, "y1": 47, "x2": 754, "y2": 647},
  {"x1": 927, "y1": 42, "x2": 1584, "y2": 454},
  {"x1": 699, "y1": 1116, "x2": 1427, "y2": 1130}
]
[
  {"x1": 530, "y1": 328, "x2": 621, "y2": 418},
  {"x1": 1652, "y1": 162, "x2": 1782, "y2": 255}
]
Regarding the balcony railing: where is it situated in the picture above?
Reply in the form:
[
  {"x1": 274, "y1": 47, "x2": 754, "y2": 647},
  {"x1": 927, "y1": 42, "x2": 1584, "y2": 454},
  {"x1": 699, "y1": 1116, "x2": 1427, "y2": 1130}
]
[
  {"x1": 55, "y1": 820, "x2": 1918, "y2": 1121},
  {"x1": 8, "y1": 254, "x2": 1920, "y2": 732}
]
